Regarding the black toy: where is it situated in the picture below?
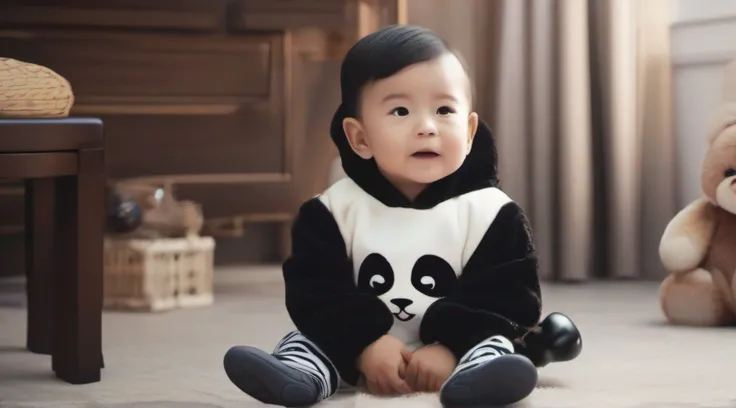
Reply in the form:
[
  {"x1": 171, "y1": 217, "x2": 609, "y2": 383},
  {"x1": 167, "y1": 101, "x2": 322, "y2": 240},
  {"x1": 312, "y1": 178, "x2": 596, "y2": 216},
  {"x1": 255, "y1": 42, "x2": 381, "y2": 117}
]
[
  {"x1": 515, "y1": 312, "x2": 583, "y2": 367},
  {"x1": 106, "y1": 193, "x2": 143, "y2": 234}
]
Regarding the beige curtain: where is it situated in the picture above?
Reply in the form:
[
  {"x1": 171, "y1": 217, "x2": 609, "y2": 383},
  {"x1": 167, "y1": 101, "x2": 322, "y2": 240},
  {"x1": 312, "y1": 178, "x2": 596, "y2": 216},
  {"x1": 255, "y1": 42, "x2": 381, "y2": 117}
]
[
  {"x1": 405, "y1": 0, "x2": 677, "y2": 282},
  {"x1": 468, "y1": 0, "x2": 677, "y2": 282}
]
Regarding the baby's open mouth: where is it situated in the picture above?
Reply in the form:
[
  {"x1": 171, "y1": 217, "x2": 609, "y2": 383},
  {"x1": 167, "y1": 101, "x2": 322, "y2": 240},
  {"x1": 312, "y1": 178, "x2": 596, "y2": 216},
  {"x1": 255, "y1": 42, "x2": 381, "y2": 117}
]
[{"x1": 411, "y1": 150, "x2": 439, "y2": 158}]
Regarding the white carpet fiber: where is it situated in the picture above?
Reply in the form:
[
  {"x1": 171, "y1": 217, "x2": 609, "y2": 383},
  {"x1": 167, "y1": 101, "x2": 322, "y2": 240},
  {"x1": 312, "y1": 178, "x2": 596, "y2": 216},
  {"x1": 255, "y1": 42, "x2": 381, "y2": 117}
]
[{"x1": 1, "y1": 266, "x2": 735, "y2": 408}]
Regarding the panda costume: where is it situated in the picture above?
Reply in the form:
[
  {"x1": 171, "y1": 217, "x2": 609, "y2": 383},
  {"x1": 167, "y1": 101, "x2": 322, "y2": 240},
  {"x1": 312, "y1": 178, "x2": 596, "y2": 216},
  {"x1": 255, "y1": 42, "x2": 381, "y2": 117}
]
[{"x1": 224, "y1": 25, "x2": 582, "y2": 408}]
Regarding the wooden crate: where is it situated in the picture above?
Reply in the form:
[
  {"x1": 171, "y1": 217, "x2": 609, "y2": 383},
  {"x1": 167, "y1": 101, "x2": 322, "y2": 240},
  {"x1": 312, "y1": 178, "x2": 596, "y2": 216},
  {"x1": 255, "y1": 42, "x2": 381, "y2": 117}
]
[{"x1": 103, "y1": 235, "x2": 215, "y2": 312}]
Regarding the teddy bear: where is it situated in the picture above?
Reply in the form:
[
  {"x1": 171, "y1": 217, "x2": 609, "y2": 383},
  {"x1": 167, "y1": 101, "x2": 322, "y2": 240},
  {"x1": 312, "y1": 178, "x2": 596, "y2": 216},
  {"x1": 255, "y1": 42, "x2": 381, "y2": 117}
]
[{"x1": 658, "y1": 62, "x2": 736, "y2": 326}]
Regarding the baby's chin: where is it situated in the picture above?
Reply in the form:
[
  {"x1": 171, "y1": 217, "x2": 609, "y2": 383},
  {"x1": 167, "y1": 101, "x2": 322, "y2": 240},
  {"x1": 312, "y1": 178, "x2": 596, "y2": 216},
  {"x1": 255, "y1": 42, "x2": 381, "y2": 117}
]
[
  {"x1": 410, "y1": 162, "x2": 464, "y2": 182},
  {"x1": 379, "y1": 160, "x2": 464, "y2": 187},
  {"x1": 404, "y1": 168, "x2": 458, "y2": 185}
]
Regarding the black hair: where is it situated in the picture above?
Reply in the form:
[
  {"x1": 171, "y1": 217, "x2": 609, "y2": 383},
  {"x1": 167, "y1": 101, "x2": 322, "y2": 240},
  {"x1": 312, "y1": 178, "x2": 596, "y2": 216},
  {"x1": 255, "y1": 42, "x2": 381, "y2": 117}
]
[{"x1": 339, "y1": 24, "x2": 467, "y2": 118}]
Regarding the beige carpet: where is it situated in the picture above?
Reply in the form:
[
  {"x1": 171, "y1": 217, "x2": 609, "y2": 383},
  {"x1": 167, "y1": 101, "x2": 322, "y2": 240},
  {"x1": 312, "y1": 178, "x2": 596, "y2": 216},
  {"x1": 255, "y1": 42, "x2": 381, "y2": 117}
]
[{"x1": 1, "y1": 266, "x2": 735, "y2": 408}]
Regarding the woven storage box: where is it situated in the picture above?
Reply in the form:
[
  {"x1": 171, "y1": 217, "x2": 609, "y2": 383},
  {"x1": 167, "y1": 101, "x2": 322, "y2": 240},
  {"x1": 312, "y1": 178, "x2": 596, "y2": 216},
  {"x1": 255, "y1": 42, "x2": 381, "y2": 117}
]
[{"x1": 103, "y1": 235, "x2": 215, "y2": 312}]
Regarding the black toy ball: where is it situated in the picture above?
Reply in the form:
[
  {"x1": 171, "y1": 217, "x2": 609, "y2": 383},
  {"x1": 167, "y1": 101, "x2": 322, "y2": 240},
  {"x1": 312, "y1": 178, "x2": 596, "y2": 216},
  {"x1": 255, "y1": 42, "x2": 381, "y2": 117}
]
[{"x1": 107, "y1": 193, "x2": 143, "y2": 233}]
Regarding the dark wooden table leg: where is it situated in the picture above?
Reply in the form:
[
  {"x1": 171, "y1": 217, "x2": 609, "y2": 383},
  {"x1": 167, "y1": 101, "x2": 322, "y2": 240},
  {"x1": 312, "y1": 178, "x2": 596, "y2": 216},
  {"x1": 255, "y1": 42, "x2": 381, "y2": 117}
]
[
  {"x1": 53, "y1": 148, "x2": 105, "y2": 384},
  {"x1": 25, "y1": 178, "x2": 56, "y2": 355}
]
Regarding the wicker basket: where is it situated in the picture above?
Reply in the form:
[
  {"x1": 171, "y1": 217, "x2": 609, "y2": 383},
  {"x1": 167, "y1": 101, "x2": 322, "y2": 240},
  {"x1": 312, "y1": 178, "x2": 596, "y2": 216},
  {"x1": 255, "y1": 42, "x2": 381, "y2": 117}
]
[{"x1": 103, "y1": 235, "x2": 215, "y2": 312}]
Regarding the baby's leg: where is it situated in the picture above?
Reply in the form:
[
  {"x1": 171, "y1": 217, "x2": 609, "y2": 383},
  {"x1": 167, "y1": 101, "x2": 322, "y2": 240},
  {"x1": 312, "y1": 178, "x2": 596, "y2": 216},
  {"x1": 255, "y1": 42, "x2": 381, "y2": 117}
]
[
  {"x1": 224, "y1": 331, "x2": 340, "y2": 406},
  {"x1": 439, "y1": 335, "x2": 537, "y2": 407}
]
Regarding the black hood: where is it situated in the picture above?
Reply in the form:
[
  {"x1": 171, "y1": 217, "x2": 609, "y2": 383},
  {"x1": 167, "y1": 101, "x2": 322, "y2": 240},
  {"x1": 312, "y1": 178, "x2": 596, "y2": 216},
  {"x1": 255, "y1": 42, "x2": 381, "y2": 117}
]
[{"x1": 329, "y1": 103, "x2": 500, "y2": 209}]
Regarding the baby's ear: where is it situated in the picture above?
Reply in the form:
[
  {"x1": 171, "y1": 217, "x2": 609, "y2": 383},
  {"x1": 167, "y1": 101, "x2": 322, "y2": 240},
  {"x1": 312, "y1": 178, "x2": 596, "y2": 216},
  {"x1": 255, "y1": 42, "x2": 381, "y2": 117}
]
[
  {"x1": 466, "y1": 112, "x2": 479, "y2": 153},
  {"x1": 343, "y1": 117, "x2": 373, "y2": 159}
]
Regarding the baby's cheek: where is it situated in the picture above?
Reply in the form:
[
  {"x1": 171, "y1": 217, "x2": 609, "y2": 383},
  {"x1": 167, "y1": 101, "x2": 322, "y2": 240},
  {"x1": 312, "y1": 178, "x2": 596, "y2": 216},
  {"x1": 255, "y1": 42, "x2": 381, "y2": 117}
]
[
  {"x1": 373, "y1": 149, "x2": 404, "y2": 171},
  {"x1": 443, "y1": 139, "x2": 469, "y2": 163}
]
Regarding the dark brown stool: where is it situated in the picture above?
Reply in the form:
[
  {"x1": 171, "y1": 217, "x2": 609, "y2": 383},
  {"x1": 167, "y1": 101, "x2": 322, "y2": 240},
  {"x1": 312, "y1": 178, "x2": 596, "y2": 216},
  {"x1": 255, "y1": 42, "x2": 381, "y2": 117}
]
[{"x1": 0, "y1": 117, "x2": 105, "y2": 384}]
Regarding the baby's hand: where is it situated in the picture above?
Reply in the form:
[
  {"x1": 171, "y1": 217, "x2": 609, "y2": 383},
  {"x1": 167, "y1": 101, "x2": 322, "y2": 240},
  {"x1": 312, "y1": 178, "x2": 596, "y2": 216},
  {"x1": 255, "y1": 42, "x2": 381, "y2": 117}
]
[
  {"x1": 403, "y1": 343, "x2": 457, "y2": 392},
  {"x1": 357, "y1": 335, "x2": 414, "y2": 396}
]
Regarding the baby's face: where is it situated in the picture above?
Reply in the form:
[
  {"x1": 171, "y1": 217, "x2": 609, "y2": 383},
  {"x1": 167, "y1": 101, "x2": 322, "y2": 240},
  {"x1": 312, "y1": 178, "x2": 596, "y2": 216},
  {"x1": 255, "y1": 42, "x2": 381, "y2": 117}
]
[{"x1": 344, "y1": 53, "x2": 478, "y2": 196}]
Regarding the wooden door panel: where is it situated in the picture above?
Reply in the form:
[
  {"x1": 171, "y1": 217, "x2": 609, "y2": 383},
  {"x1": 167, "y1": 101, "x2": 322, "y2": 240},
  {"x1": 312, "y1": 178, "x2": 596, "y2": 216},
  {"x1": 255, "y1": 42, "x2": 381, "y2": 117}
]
[
  {"x1": 241, "y1": 0, "x2": 347, "y2": 13},
  {"x1": 231, "y1": 0, "x2": 347, "y2": 30},
  {"x1": 0, "y1": 31, "x2": 273, "y2": 98},
  {"x1": 96, "y1": 107, "x2": 285, "y2": 179},
  {"x1": 0, "y1": 0, "x2": 227, "y2": 30}
]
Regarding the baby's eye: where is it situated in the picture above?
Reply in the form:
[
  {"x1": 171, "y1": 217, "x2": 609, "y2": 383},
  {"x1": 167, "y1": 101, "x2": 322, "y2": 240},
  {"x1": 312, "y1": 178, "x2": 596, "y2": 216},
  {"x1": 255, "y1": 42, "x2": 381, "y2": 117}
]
[
  {"x1": 437, "y1": 106, "x2": 455, "y2": 115},
  {"x1": 391, "y1": 107, "x2": 409, "y2": 116}
]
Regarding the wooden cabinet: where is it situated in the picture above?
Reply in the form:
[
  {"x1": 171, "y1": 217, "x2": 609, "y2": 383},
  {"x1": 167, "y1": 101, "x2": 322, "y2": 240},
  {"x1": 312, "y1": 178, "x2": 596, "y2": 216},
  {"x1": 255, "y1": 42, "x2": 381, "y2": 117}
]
[{"x1": 0, "y1": 0, "x2": 403, "y2": 272}]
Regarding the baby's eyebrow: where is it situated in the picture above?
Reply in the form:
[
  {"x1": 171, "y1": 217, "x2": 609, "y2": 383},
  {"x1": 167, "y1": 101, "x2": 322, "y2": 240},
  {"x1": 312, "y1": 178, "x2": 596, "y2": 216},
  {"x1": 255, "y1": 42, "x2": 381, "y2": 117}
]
[
  {"x1": 435, "y1": 93, "x2": 458, "y2": 102},
  {"x1": 381, "y1": 93, "x2": 459, "y2": 103},
  {"x1": 382, "y1": 93, "x2": 410, "y2": 103}
]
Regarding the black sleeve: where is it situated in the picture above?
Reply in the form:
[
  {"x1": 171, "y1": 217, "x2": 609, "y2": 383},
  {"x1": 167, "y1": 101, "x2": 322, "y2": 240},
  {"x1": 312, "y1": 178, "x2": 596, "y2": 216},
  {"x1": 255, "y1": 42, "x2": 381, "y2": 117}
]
[
  {"x1": 419, "y1": 201, "x2": 542, "y2": 361},
  {"x1": 283, "y1": 197, "x2": 394, "y2": 385}
]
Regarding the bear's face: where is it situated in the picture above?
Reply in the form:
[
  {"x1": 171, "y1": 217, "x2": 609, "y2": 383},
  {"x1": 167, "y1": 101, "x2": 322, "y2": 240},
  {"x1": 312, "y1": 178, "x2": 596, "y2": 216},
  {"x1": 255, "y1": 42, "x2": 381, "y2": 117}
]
[{"x1": 702, "y1": 122, "x2": 736, "y2": 214}]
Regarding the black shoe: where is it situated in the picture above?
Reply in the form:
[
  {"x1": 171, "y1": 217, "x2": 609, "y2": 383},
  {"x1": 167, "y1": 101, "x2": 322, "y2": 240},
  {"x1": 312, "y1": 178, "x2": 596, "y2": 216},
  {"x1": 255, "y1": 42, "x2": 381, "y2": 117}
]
[
  {"x1": 439, "y1": 354, "x2": 537, "y2": 407},
  {"x1": 223, "y1": 345, "x2": 322, "y2": 407},
  {"x1": 517, "y1": 312, "x2": 583, "y2": 367}
]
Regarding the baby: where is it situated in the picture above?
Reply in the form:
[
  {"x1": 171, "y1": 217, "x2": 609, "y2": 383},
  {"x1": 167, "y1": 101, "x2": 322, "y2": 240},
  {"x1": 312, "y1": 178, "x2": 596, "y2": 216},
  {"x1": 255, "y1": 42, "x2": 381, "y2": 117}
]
[{"x1": 223, "y1": 25, "x2": 582, "y2": 407}]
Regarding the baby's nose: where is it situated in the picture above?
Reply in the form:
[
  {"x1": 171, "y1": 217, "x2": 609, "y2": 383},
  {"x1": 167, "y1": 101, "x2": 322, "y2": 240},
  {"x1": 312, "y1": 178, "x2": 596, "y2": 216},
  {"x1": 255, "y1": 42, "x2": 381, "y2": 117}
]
[{"x1": 417, "y1": 119, "x2": 437, "y2": 136}]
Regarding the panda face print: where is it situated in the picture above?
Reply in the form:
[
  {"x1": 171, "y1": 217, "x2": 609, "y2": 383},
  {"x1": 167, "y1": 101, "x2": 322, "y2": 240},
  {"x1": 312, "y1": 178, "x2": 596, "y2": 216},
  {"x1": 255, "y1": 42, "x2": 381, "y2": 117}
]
[{"x1": 357, "y1": 253, "x2": 458, "y2": 323}]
